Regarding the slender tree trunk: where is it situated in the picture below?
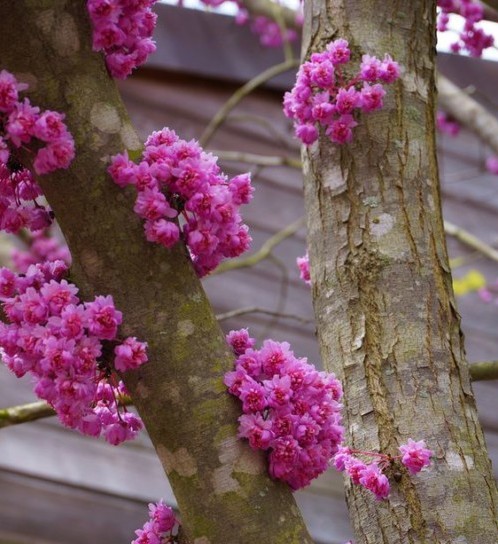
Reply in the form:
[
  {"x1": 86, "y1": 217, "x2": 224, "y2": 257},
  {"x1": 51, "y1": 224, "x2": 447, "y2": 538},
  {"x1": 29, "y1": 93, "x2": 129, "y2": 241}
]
[
  {"x1": 0, "y1": 2, "x2": 314, "y2": 542},
  {"x1": 302, "y1": 1, "x2": 498, "y2": 542}
]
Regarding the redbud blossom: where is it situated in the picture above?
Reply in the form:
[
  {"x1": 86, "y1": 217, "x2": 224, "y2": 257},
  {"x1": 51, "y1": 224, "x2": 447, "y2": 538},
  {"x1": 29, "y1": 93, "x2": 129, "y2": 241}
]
[{"x1": 283, "y1": 39, "x2": 400, "y2": 146}]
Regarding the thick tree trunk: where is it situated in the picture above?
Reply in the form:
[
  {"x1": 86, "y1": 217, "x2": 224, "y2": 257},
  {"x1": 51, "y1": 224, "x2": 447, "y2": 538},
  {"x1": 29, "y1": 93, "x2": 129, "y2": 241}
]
[
  {"x1": 0, "y1": 2, "x2": 313, "y2": 543},
  {"x1": 302, "y1": 1, "x2": 498, "y2": 542}
]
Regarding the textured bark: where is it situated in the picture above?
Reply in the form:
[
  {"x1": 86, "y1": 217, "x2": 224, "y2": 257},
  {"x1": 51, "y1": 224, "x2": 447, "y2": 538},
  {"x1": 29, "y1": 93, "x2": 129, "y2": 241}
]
[
  {"x1": 302, "y1": 1, "x2": 498, "y2": 543},
  {"x1": 0, "y1": 2, "x2": 313, "y2": 543}
]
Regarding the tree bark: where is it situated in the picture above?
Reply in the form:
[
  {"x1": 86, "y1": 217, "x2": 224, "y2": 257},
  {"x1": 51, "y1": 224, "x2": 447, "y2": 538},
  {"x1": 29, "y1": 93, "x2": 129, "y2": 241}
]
[
  {"x1": 0, "y1": 2, "x2": 313, "y2": 543},
  {"x1": 302, "y1": 1, "x2": 498, "y2": 543}
]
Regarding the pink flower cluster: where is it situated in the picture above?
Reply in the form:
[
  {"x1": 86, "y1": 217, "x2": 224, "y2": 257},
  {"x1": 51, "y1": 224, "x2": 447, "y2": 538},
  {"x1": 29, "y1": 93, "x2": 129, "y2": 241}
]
[
  {"x1": 87, "y1": 0, "x2": 158, "y2": 79},
  {"x1": 11, "y1": 228, "x2": 71, "y2": 273},
  {"x1": 284, "y1": 39, "x2": 401, "y2": 146},
  {"x1": 197, "y1": 0, "x2": 300, "y2": 48},
  {"x1": 437, "y1": 0, "x2": 494, "y2": 57},
  {"x1": 0, "y1": 70, "x2": 75, "y2": 233},
  {"x1": 334, "y1": 439, "x2": 433, "y2": 500},
  {"x1": 224, "y1": 328, "x2": 344, "y2": 490},
  {"x1": 436, "y1": 111, "x2": 461, "y2": 137},
  {"x1": 296, "y1": 252, "x2": 310, "y2": 285},
  {"x1": 0, "y1": 260, "x2": 148, "y2": 444},
  {"x1": 132, "y1": 500, "x2": 179, "y2": 544},
  {"x1": 109, "y1": 128, "x2": 253, "y2": 276},
  {"x1": 244, "y1": 13, "x2": 297, "y2": 48}
]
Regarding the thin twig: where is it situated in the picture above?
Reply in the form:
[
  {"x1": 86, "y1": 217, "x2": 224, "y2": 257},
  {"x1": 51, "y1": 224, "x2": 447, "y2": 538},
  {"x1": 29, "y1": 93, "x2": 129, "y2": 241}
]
[
  {"x1": 260, "y1": 254, "x2": 290, "y2": 340},
  {"x1": 444, "y1": 220, "x2": 498, "y2": 264},
  {"x1": 213, "y1": 217, "x2": 305, "y2": 275},
  {"x1": 199, "y1": 59, "x2": 300, "y2": 147},
  {"x1": 210, "y1": 149, "x2": 301, "y2": 169},
  {"x1": 216, "y1": 305, "x2": 314, "y2": 324},
  {"x1": 227, "y1": 113, "x2": 298, "y2": 150}
]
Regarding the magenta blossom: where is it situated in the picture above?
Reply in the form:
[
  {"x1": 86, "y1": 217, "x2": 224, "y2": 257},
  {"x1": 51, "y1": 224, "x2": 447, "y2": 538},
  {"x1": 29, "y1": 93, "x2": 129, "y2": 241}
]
[{"x1": 399, "y1": 439, "x2": 433, "y2": 474}]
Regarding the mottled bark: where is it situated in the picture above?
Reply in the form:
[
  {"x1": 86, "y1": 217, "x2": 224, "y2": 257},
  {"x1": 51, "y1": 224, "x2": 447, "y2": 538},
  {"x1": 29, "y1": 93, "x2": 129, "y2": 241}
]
[
  {"x1": 0, "y1": 2, "x2": 313, "y2": 542},
  {"x1": 302, "y1": 1, "x2": 498, "y2": 543}
]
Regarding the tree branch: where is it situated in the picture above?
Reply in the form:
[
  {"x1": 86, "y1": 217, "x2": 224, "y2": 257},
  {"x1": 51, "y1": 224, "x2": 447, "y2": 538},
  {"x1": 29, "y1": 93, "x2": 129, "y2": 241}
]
[
  {"x1": 4, "y1": 355, "x2": 494, "y2": 429},
  {"x1": 212, "y1": 149, "x2": 301, "y2": 169},
  {"x1": 438, "y1": 74, "x2": 498, "y2": 156},
  {"x1": 217, "y1": 305, "x2": 314, "y2": 324},
  {"x1": 0, "y1": 3, "x2": 313, "y2": 542},
  {"x1": 470, "y1": 361, "x2": 498, "y2": 381},
  {"x1": 444, "y1": 220, "x2": 498, "y2": 264},
  {"x1": 199, "y1": 58, "x2": 299, "y2": 146}
]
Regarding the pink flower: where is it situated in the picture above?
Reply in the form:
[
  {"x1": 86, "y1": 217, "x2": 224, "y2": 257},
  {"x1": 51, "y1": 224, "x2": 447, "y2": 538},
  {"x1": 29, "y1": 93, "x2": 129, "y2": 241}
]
[
  {"x1": 239, "y1": 379, "x2": 267, "y2": 412},
  {"x1": 360, "y1": 55, "x2": 382, "y2": 82},
  {"x1": 144, "y1": 218, "x2": 180, "y2": 248},
  {"x1": 238, "y1": 413, "x2": 273, "y2": 450},
  {"x1": 358, "y1": 463, "x2": 390, "y2": 500},
  {"x1": 114, "y1": 336, "x2": 148, "y2": 372},
  {"x1": 297, "y1": 253, "x2": 311, "y2": 285},
  {"x1": 485, "y1": 156, "x2": 498, "y2": 175},
  {"x1": 326, "y1": 39, "x2": 351, "y2": 65},
  {"x1": 326, "y1": 115, "x2": 358, "y2": 144},
  {"x1": 436, "y1": 111, "x2": 461, "y2": 137},
  {"x1": 226, "y1": 328, "x2": 255, "y2": 356},
  {"x1": 359, "y1": 83, "x2": 386, "y2": 112},
  {"x1": 0, "y1": 70, "x2": 28, "y2": 113},
  {"x1": 86, "y1": 295, "x2": 122, "y2": 340},
  {"x1": 399, "y1": 439, "x2": 432, "y2": 474}
]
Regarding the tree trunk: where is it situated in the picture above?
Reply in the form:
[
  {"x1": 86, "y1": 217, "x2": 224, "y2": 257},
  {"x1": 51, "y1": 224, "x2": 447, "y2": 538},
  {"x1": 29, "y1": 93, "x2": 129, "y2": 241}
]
[
  {"x1": 0, "y1": 2, "x2": 313, "y2": 542},
  {"x1": 302, "y1": 1, "x2": 498, "y2": 542}
]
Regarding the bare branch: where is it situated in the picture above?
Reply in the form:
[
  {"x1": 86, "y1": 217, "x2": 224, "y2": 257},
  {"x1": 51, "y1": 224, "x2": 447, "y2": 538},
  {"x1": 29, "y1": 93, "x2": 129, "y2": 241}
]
[
  {"x1": 216, "y1": 305, "x2": 314, "y2": 324},
  {"x1": 199, "y1": 59, "x2": 299, "y2": 147},
  {"x1": 211, "y1": 149, "x2": 301, "y2": 169},
  {"x1": 470, "y1": 361, "x2": 498, "y2": 381},
  {"x1": 444, "y1": 220, "x2": 498, "y2": 264},
  {"x1": 438, "y1": 74, "x2": 498, "y2": 156},
  {"x1": 214, "y1": 217, "x2": 305, "y2": 274}
]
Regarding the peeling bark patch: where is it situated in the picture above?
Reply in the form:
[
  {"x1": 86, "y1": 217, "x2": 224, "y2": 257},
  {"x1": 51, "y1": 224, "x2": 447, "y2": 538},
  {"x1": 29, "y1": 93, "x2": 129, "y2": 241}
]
[
  {"x1": 90, "y1": 103, "x2": 121, "y2": 134},
  {"x1": 80, "y1": 248, "x2": 105, "y2": 280},
  {"x1": 36, "y1": 10, "x2": 55, "y2": 35},
  {"x1": 212, "y1": 465, "x2": 241, "y2": 495},
  {"x1": 53, "y1": 14, "x2": 80, "y2": 56},
  {"x1": 162, "y1": 381, "x2": 181, "y2": 403},
  {"x1": 136, "y1": 381, "x2": 150, "y2": 399},
  {"x1": 157, "y1": 445, "x2": 198, "y2": 477},
  {"x1": 323, "y1": 161, "x2": 347, "y2": 193},
  {"x1": 235, "y1": 445, "x2": 265, "y2": 475},
  {"x1": 370, "y1": 213, "x2": 394, "y2": 238},
  {"x1": 120, "y1": 123, "x2": 141, "y2": 150},
  {"x1": 446, "y1": 451, "x2": 466, "y2": 471},
  {"x1": 178, "y1": 320, "x2": 195, "y2": 337},
  {"x1": 16, "y1": 73, "x2": 37, "y2": 91},
  {"x1": 212, "y1": 437, "x2": 264, "y2": 494}
]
